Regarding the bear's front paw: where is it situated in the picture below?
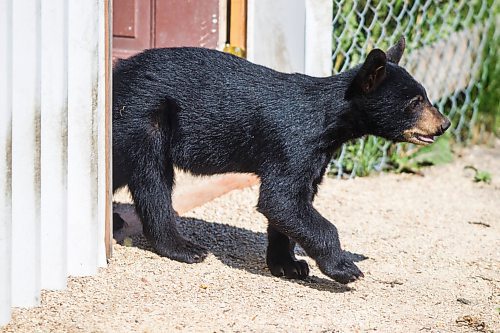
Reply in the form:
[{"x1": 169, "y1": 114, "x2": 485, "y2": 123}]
[
  {"x1": 317, "y1": 254, "x2": 364, "y2": 284},
  {"x1": 155, "y1": 238, "x2": 208, "y2": 264},
  {"x1": 267, "y1": 256, "x2": 310, "y2": 280}
]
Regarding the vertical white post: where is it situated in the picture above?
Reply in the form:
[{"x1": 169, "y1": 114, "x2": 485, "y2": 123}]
[
  {"x1": 246, "y1": 0, "x2": 333, "y2": 77},
  {"x1": 11, "y1": 0, "x2": 42, "y2": 306},
  {"x1": 0, "y1": 0, "x2": 12, "y2": 325},
  {"x1": 247, "y1": 0, "x2": 306, "y2": 73},
  {"x1": 40, "y1": 0, "x2": 68, "y2": 289},
  {"x1": 67, "y1": 0, "x2": 99, "y2": 276},
  {"x1": 305, "y1": 0, "x2": 333, "y2": 77}
]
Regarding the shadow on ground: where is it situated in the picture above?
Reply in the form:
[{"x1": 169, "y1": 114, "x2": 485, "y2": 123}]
[{"x1": 114, "y1": 203, "x2": 359, "y2": 293}]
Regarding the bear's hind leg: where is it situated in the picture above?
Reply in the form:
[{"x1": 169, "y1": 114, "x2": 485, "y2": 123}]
[
  {"x1": 266, "y1": 225, "x2": 309, "y2": 279},
  {"x1": 127, "y1": 136, "x2": 208, "y2": 263}
]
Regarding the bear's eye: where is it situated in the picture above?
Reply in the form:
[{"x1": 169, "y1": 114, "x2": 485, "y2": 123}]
[{"x1": 408, "y1": 95, "x2": 423, "y2": 109}]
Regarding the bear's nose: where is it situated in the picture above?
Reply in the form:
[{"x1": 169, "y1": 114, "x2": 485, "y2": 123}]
[{"x1": 441, "y1": 118, "x2": 451, "y2": 133}]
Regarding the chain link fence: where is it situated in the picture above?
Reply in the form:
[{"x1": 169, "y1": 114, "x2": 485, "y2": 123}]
[{"x1": 330, "y1": 0, "x2": 500, "y2": 178}]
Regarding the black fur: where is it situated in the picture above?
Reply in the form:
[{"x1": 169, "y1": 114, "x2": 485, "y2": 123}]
[{"x1": 112, "y1": 38, "x2": 448, "y2": 284}]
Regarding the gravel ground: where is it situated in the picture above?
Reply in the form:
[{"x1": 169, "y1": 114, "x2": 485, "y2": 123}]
[{"x1": 3, "y1": 144, "x2": 499, "y2": 333}]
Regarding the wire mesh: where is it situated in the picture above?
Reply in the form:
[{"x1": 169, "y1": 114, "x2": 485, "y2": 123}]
[{"x1": 330, "y1": 0, "x2": 500, "y2": 178}]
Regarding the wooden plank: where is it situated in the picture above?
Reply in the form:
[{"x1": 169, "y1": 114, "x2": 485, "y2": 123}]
[
  {"x1": 218, "y1": 0, "x2": 228, "y2": 49},
  {"x1": 0, "y1": 0, "x2": 12, "y2": 324},
  {"x1": 104, "y1": 0, "x2": 113, "y2": 260},
  {"x1": 40, "y1": 0, "x2": 68, "y2": 290},
  {"x1": 229, "y1": 0, "x2": 247, "y2": 50},
  {"x1": 11, "y1": 0, "x2": 41, "y2": 307},
  {"x1": 97, "y1": 0, "x2": 113, "y2": 264},
  {"x1": 97, "y1": 0, "x2": 106, "y2": 267},
  {"x1": 172, "y1": 173, "x2": 259, "y2": 215}
]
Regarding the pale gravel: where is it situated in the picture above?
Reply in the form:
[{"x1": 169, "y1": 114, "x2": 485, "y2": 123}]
[{"x1": 2, "y1": 144, "x2": 499, "y2": 333}]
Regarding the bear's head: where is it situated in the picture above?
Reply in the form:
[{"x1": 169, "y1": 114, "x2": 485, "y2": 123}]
[{"x1": 345, "y1": 37, "x2": 450, "y2": 145}]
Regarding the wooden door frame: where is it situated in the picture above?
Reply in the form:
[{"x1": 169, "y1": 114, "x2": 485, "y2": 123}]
[
  {"x1": 105, "y1": 0, "x2": 113, "y2": 259},
  {"x1": 228, "y1": 0, "x2": 247, "y2": 51}
]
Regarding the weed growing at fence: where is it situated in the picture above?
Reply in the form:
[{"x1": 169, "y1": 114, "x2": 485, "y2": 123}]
[{"x1": 476, "y1": 22, "x2": 500, "y2": 137}]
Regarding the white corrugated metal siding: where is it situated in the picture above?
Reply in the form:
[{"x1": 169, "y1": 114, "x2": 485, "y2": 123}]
[
  {"x1": 0, "y1": 0, "x2": 13, "y2": 325},
  {"x1": 40, "y1": 0, "x2": 68, "y2": 291},
  {"x1": 247, "y1": 0, "x2": 332, "y2": 76},
  {"x1": 11, "y1": 0, "x2": 42, "y2": 308},
  {"x1": 0, "y1": 0, "x2": 111, "y2": 325}
]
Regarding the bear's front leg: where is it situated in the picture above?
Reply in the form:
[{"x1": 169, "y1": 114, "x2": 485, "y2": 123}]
[{"x1": 257, "y1": 178, "x2": 363, "y2": 284}]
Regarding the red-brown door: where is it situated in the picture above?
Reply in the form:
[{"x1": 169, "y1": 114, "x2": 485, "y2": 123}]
[
  {"x1": 113, "y1": 0, "x2": 221, "y2": 59},
  {"x1": 113, "y1": 0, "x2": 152, "y2": 59},
  {"x1": 153, "y1": 0, "x2": 219, "y2": 48}
]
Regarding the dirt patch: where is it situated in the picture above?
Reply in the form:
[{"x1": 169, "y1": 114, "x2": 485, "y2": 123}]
[{"x1": 3, "y1": 144, "x2": 499, "y2": 332}]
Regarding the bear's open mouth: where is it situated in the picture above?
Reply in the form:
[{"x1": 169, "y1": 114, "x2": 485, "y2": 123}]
[
  {"x1": 415, "y1": 134, "x2": 435, "y2": 144},
  {"x1": 403, "y1": 131, "x2": 439, "y2": 145}
]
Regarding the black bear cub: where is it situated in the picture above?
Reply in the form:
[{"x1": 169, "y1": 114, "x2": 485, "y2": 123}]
[{"x1": 113, "y1": 37, "x2": 450, "y2": 284}]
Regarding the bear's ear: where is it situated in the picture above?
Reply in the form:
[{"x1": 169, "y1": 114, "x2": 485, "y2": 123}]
[
  {"x1": 345, "y1": 48, "x2": 387, "y2": 99},
  {"x1": 386, "y1": 36, "x2": 405, "y2": 64}
]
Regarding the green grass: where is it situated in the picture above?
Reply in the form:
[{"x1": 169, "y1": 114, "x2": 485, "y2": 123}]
[{"x1": 464, "y1": 165, "x2": 493, "y2": 184}]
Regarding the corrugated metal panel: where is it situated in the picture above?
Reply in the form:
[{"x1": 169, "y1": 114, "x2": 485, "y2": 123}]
[
  {"x1": 40, "y1": 0, "x2": 68, "y2": 290},
  {"x1": 0, "y1": 0, "x2": 110, "y2": 325},
  {"x1": 11, "y1": 0, "x2": 42, "y2": 307},
  {"x1": 67, "y1": 0, "x2": 100, "y2": 276},
  {"x1": 0, "y1": 0, "x2": 12, "y2": 326}
]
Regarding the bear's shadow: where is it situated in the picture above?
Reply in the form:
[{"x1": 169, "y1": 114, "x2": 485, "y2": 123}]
[{"x1": 115, "y1": 203, "x2": 361, "y2": 293}]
